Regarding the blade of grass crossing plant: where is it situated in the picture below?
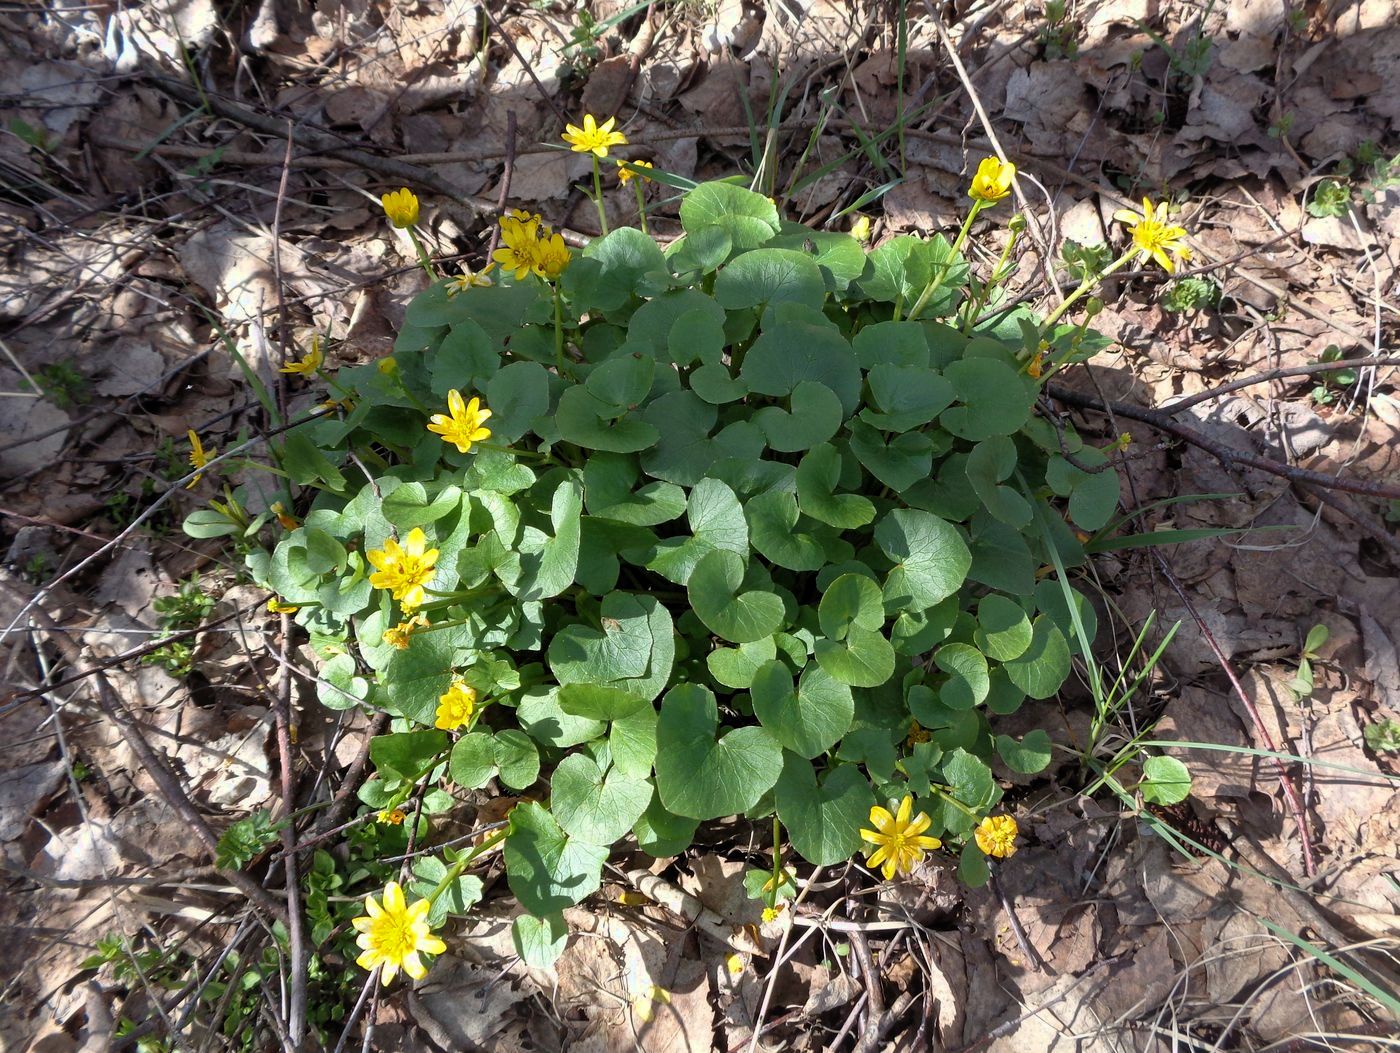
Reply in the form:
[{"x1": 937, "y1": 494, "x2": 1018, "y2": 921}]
[
  {"x1": 828, "y1": 179, "x2": 906, "y2": 224},
  {"x1": 1256, "y1": 916, "x2": 1400, "y2": 1018},
  {"x1": 202, "y1": 308, "x2": 281, "y2": 425},
  {"x1": 787, "y1": 93, "x2": 946, "y2": 201},
  {"x1": 1086, "y1": 525, "x2": 1293, "y2": 553},
  {"x1": 1023, "y1": 477, "x2": 1104, "y2": 705},
  {"x1": 1137, "y1": 740, "x2": 1400, "y2": 783}
]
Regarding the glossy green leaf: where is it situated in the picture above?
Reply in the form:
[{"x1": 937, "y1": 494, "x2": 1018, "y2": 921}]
[
  {"x1": 875, "y1": 508, "x2": 971, "y2": 612},
  {"x1": 775, "y1": 757, "x2": 874, "y2": 866},
  {"x1": 753, "y1": 380, "x2": 843, "y2": 452},
  {"x1": 750, "y1": 660, "x2": 854, "y2": 758},
  {"x1": 1003, "y1": 615, "x2": 1071, "y2": 699},
  {"x1": 505, "y1": 802, "x2": 609, "y2": 914},
  {"x1": 655, "y1": 684, "x2": 783, "y2": 820},
  {"x1": 551, "y1": 753, "x2": 652, "y2": 845},
  {"x1": 688, "y1": 549, "x2": 786, "y2": 643}
]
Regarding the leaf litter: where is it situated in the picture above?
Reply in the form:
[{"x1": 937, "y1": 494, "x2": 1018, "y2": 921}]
[{"x1": 2, "y1": 0, "x2": 1399, "y2": 1049}]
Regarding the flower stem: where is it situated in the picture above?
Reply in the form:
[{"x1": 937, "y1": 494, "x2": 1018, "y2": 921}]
[
  {"x1": 906, "y1": 200, "x2": 984, "y2": 322},
  {"x1": 929, "y1": 783, "x2": 979, "y2": 820},
  {"x1": 553, "y1": 285, "x2": 569, "y2": 378},
  {"x1": 406, "y1": 227, "x2": 439, "y2": 280},
  {"x1": 633, "y1": 179, "x2": 648, "y2": 235},
  {"x1": 1040, "y1": 251, "x2": 1132, "y2": 331},
  {"x1": 426, "y1": 830, "x2": 508, "y2": 905},
  {"x1": 960, "y1": 217, "x2": 1021, "y2": 334},
  {"x1": 591, "y1": 156, "x2": 608, "y2": 236}
]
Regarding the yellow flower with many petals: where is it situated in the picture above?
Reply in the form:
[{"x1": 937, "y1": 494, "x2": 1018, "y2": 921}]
[
  {"x1": 435, "y1": 679, "x2": 477, "y2": 731},
  {"x1": 860, "y1": 795, "x2": 942, "y2": 880},
  {"x1": 617, "y1": 158, "x2": 653, "y2": 185},
  {"x1": 279, "y1": 335, "x2": 323, "y2": 379},
  {"x1": 381, "y1": 187, "x2": 420, "y2": 229},
  {"x1": 974, "y1": 814, "x2": 1019, "y2": 859},
  {"x1": 1114, "y1": 197, "x2": 1191, "y2": 274},
  {"x1": 382, "y1": 613, "x2": 429, "y2": 650},
  {"x1": 969, "y1": 156, "x2": 1016, "y2": 203},
  {"x1": 492, "y1": 213, "x2": 542, "y2": 280},
  {"x1": 534, "y1": 232, "x2": 571, "y2": 280},
  {"x1": 446, "y1": 263, "x2": 494, "y2": 296},
  {"x1": 267, "y1": 598, "x2": 300, "y2": 614},
  {"x1": 563, "y1": 114, "x2": 628, "y2": 158},
  {"x1": 187, "y1": 430, "x2": 214, "y2": 489},
  {"x1": 427, "y1": 389, "x2": 492, "y2": 454},
  {"x1": 850, "y1": 214, "x2": 872, "y2": 244},
  {"x1": 351, "y1": 880, "x2": 445, "y2": 985},
  {"x1": 377, "y1": 808, "x2": 406, "y2": 825},
  {"x1": 367, "y1": 527, "x2": 438, "y2": 610}
]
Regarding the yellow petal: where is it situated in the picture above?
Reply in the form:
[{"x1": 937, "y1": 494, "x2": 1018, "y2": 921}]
[
  {"x1": 384, "y1": 881, "x2": 406, "y2": 913},
  {"x1": 402, "y1": 953, "x2": 426, "y2": 980},
  {"x1": 419, "y1": 934, "x2": 446, "y2": 955},
  {"x1": 895, "y1": 795, "x2": 914, "y2": 826}
]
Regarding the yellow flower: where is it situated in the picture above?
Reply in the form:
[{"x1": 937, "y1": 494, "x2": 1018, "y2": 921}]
[
  {"x1": 534, "y1": 232, "x2": 571, "y2": 280},
  {"x1": 377, "y1": 808, "x2": 406, "y2": 825},
  {"x1": 1026, "y1": 350, "x2": 1045, "y2": 379},
  {"x1": 377, "y1": 357, "x2": 398, "y2": 376},
  {"x1": 366, "y1": 528, "x2": 438, "y2": 610},
  {"x1": 631, "y1": 984, "x2": 670, "y2": 1023},
  {"x1": 427, "y1": 389, "x2": 492, "y2": 455},
  {"x1": 382, "y1": 613, "x2": 429, "y2": 650},
  {"x1": 320, "y1": 395, "x2": 355, "y2": 413},
  {"x1": 860, "y1": 795, "x2": 942, "y2": 880},
  {"x1": 905, "y1": 720, "x2": 931, "y2": 747},
  {"x1": 969, "y1": 156, "x2": 1016, "y2": 203},
  {"x1": 974, "y1": 814, "x2": 1019, "y2": 859},
  {"x1": 351, "y1": 880, "x2": 445, "y2": 985},
  {"x1": 186, "y1": 430, "x2": 214, "y2": 489},
  {"x1": 617, "y1": 158, "x2": 653, "y2": 185},
  {"x1": 849, "y1": 214, "x2": 872, "y2": 244},
  {"x1": 563, "y1": 113, "x2": 628, "y2": 158},
  {"x1": 1114, "y1": 197, "x2": 1191, "y2": 274},
  {"x1": 267, "y1": 598, "x2": 300, "y2": 614},
  {"x1": 435, "y1": 680, "x2": 477, "y2": 731},
  {"x1": 381, "y1": 187, "x2": 420, "y2": 229},
  {"x1": 446, "y1": 263, "x2": 494, "y2": 296},
  {"x1": 271, "y1": 502, "x2": 299, "y2": 530},
  {"x1": 279, "y1": 336, "x2": 323, "y2": 379}
]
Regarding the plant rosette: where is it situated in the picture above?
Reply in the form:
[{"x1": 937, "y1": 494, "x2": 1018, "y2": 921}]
[{"x1": 216, "y1": 176, "x2": 1134, "y2": 970}]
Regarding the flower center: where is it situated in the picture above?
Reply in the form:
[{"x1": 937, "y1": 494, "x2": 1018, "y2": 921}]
[{"x1": 373, "y1": 916, "x2": 414, "y2": 959}]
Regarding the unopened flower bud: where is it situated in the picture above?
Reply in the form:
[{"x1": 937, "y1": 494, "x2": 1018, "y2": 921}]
[{"x1": 1085, "y1": 297, "x2": 1104, "y2": 317}]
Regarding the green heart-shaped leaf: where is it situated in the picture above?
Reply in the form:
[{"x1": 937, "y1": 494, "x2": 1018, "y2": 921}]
[
  {"x1": 688, "y1": 549, "x2": 786, "y2": 643},
  {"x1": 505, "y1": 802, "x2": 609, "y2": 914},
  {"x1": 746, "y1": 490, "x2": 827, "y2": 572},
  {"x1": 655, "y1": 684, "x2": 783, "y2": 819},
  {"x1": 818, "y1": 573, "x2": 885, "y2": 641},
  {"x1": 1003, "y1": 615, "x2": 1071, "y2": 699},
  {"x1": 750, "y1": 660, "x2": 854, "y2": 759},
  {"x1": 550, "y1": 753, "x2": 652, "y2": 846},
  {"x1": 814, "y1": 624, "x2": 896, "y2": 688},
  {"x1": 875, "y1": 508, "x2": 971, "y2": 612},
  {"x1": 975, "y1": 594, "x2": 1032, "y2": 661},
  {"x1": 775, "y1": 756, "x2": 874, "y2": 866},
  {"x1": 753, "y1": 380, "x2": 844, "y2": 452},
  {"x1": 934, "y1": 642, "x2": 989, "y2": 710},
  {"x1": 797, "y1": 443, "x2": 876, "y2": 529}
]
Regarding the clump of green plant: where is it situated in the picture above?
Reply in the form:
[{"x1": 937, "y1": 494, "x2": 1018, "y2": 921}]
[
  {"x1": 1287, "y1": 624, "x2": 1329, "y2": 702},
  {"x1": 1309, "y1": 344, "x2": 1358, "y2": 406},
  {"x1": 1364, "y1": 718, "x2": 1400, "y2": 754},
  {"x1": 1038, "y1": 0, "x2": 1080, "y2": 60},
  {"x1": 141, "y1": 575, "x2": 214, "y2": 676},
  {"x1": 26, "y1": 359, "x2": 91, "y2": 408},
  {"x1": 1161, "y1": 274, "x2": 1220, "y2": 313},
  {"x1": 189, "y1": 133, "x2": 1193, "y2": 978}
]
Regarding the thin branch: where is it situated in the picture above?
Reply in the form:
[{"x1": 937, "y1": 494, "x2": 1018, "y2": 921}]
[{"x1": 1046, "y1": 383, "x2": 1400, "y2": 501}]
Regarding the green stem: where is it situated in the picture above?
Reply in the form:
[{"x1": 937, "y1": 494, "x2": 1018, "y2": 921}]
[
  {"x1": 1039, "y1": 251, "x2": 1133, "y2": 331},
  {"x1": 427, "y1": 830, "x2": 508, "y2": 905},
  {"x1": 769, "y1": 815, "x2": 783, "y2": 909},
  {"x1": 633, "y1": 179, "x2": 648, "y2": 235},
  {"x1": 591, "y1": 156, "x2": 608, "y2": 236},
  {"x1": 406, "y1": 227, "x2": 439, "y2": 281},
  {"x1": 929, "y1": 783, "x2": 979, "y2": 820},
  {"x1": 960, "y1": 221, "x2": 1021, "y2": 334},
  {"x1": 553, "y1": 285, "x2": 567, "y2": 378},
  {"x1": 906, "y1": 201, "x2": 984, "y2": 322},
  {"x1": 381, "y1": 748, "x2": 452, "y2": 812}
]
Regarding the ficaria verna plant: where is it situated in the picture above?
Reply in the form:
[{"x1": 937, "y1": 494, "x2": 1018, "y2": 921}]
[{"x1": 190, "y1": 127, "x2": 1193, "y2": 982}]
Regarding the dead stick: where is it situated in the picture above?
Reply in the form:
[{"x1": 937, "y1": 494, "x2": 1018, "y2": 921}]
[
  {"x1": 1150, "y1": 551, "x2": 1317, "y2": 876},
  {"x1": 987, "y1": 863, "x2": 1049, "y2": 974},
  {"x1": 5, "y1": 584, "x2": 288, "y2": 919},
  {"x1": 1046, "y1": 383, "x2": 1400, "y2": 501}
]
